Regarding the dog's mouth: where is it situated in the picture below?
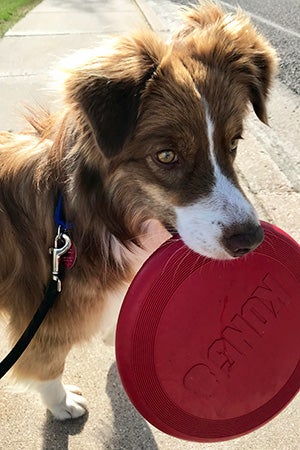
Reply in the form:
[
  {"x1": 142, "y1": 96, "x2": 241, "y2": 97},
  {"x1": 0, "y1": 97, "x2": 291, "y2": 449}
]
[
  {"x1": 165, "y1": 224, "x2": 178, "y2": 236},
  {"x1": 163, "y1": 220, "x2": 264, "y2": 260},
  {"x1": 175, "y1": 222, "x2": 264, "y2": 260}
]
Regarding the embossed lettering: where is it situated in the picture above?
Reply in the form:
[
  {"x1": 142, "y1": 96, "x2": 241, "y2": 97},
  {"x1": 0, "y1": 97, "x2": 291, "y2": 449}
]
[
  {"x1": 207, "y1": 338, "x2": 235, "y2": 373},
  {"x1": 247, "y1": 273, "x2": 290, "y2": 318},
  {"x1": 222, "y1": 314, "x2": 260, "y2": 354},
  {"x1": 183, "y1": 273, "x2": 292, "y2": 391}
]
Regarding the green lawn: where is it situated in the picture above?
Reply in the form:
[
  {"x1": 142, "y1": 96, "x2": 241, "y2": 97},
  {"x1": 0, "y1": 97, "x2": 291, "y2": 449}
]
[{"x1": 0, "y1": 0, "x2": 41, "y2": 37}]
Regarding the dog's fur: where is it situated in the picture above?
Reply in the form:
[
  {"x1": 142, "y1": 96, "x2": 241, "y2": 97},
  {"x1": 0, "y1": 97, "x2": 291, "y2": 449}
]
[{"x1": 0, "y1": 2, "x2": 277, "y2": 419}]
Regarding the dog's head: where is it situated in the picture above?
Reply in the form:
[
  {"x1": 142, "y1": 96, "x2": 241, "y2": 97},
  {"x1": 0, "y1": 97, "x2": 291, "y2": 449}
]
[{"x1": 63, "y1": 3, "x2": 277, "y2": 259}]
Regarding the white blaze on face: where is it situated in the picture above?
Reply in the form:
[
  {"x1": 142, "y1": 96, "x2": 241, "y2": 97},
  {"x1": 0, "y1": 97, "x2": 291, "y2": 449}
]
[{"x1": 175, "y1": 99, "x2": 259, "y2": 259}]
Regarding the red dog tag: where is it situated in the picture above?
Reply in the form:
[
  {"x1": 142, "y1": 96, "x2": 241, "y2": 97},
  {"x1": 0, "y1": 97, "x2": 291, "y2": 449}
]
[{"x1": 61, "y1": 242, "x2": 77, "y2": 269}]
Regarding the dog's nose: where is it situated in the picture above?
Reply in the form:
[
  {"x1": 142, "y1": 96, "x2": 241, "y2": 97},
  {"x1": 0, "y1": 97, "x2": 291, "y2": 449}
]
[{"x1": 223, "y1": 224, "x2": 264, "y2": 258}]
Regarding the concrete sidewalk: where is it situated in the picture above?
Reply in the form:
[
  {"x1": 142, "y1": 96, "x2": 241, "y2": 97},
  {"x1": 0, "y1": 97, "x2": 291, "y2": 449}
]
[{"x1": 0, "y1": 1, "x2": 299, "y2": 449}]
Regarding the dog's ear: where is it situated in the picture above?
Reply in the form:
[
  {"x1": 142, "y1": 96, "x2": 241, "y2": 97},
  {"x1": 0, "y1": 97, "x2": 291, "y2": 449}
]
[
  {"x1": 243, "y1": 49, "x2": 276, "y2": 124},
  {"x1": 64, "y1": 32, "x2": 166, "y2": 157},
  {"x1": 224, "y1": 10, "x2": 277, "y2": 124},
  {"x1": 174, "y1": 3, "x2": 277, "y2": 124}
]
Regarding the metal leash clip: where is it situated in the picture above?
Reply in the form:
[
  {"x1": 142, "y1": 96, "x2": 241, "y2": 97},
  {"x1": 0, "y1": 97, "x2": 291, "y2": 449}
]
[{"x1": 49, "y1": 226, "x2": 72, "y2": 292}]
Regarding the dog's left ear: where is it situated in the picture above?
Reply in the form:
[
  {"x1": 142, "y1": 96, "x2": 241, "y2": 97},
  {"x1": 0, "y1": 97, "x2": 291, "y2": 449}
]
[
  {"x1": 174, "y1": 4, "x2": 278, "y2": 124},
  {"x1": 64, "y1": 32, "x2": 166, "y2": 157},
  {"x1": 232, "y1": 17, "x2": 278, "y2": 125}
]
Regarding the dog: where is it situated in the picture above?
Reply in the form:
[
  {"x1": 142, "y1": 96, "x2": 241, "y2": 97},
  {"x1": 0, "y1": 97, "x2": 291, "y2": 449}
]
[{"x1": 0, "y1": 2, "x2": 277, "y2": 419}]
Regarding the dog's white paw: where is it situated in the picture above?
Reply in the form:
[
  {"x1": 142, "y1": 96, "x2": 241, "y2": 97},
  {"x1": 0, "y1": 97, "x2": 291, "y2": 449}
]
[
  {"x1": 34, "y1": 377, "x2": 88, "y2": 420},
  {"x1": 49, "y1": 385, "x2": 88, "y2": 420}
]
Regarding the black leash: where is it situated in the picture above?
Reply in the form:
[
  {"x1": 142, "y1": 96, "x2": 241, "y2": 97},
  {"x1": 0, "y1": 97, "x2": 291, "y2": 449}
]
[
  {"x1": 0, "y1": 195, "x2": 73, "y2": 380},
  {"x1": 0, "y1": 279, "x2": 60, "y2": 379}
]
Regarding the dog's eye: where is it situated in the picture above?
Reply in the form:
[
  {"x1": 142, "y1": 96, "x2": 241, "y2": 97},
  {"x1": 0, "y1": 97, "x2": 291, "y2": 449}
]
[
  {"x1": 229, "y1": 138, "x2": 240, "y2": 154},
  {"x1": 155, "y1": 150, "x2": 178, "y2": 165}
]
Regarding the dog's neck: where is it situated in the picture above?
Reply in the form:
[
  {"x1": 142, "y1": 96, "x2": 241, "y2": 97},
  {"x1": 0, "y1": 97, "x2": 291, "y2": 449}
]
[{"x1": 36, "y1": 108, "x2": 161, "y2": 282}]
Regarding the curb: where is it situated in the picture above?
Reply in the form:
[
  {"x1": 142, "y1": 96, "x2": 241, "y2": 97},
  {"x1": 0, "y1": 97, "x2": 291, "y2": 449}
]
[{"x1": 133, "y1": 0, "x2": 169, "y2": 33}]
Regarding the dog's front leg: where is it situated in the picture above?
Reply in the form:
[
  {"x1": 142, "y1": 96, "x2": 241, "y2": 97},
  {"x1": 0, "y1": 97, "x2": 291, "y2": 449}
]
[{"x1": 9, "y1": 328, "x2": 88, "y2": 420}]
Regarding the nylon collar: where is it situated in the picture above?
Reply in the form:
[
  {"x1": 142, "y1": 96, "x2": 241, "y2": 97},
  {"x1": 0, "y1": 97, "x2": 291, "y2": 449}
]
[{"x1": 54, "y1": 193, "x2": 73, "y2": 231}]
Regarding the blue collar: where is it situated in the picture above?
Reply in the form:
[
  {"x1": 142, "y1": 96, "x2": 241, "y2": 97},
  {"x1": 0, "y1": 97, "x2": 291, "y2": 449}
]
[{"x1": 54, "y1": 193, "x2": 73, "y2": 231}]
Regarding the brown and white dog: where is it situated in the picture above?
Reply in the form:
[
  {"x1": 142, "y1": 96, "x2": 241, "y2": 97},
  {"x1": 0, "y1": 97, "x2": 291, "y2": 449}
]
[{"x1": 0, "y1": 2, "x2": 277, "y2": 419}]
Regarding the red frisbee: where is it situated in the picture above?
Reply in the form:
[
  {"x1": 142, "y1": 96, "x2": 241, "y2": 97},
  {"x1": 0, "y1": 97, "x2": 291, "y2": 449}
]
[{"x1": 116, "y1": 221, "x2": 300, "y2": 442}]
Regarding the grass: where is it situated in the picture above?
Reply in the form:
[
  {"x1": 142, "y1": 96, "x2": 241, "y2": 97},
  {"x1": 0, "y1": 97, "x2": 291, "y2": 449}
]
[{"x1": 0, "y1": 0, "x2": 42, "y2": 37}]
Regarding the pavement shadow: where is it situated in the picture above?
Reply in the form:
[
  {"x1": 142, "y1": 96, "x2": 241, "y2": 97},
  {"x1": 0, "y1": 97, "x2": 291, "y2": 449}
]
[
  {"x1": 42, "y1": 410, "x2": 88, "y2": 450},
  {"x1": 105, "y1": 362, "x2": 158, "y2": 450}
]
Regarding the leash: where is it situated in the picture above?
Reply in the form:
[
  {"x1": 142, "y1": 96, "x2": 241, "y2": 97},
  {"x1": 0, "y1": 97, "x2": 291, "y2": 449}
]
[{"x1": 0, "y1": 194, "x2": 73, "y2": 379}]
